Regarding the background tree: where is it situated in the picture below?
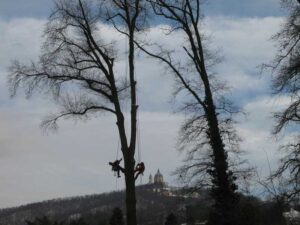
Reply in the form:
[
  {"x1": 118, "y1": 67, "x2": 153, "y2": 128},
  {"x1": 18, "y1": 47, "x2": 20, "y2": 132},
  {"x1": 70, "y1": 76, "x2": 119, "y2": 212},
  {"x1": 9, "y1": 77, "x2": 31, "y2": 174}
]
[
  {"x1": 165, "y1": 213, "x2": 178, "y2": 225},
  {"x1": 8, "y1": 0, "x2": 146, "y2": 225},
  {"x1": 69, "y1": 218, "x2": 89, "y2": 225},
  {"x1": 26, "y1": 216, "x2": 65, "y2": 225},
  {"x1": 256, "y1": 159, "x2": 288, "y2": 213},
  {"x1": 264, "y1": 0, "x2": 300, "y2": 202},
  {"x1": 137, "y1": 0, "x2": 240, "y2": 224},
  {"x1": 186, "y1": 206, "x2": 195, "y2": 225},
  {"x1": 109, "y1": 208, "x2": 125, "y2": 225}
]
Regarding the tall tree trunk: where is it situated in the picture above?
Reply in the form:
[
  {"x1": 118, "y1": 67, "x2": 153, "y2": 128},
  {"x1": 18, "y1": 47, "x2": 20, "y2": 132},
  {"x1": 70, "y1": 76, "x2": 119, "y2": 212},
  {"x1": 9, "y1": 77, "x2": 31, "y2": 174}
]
[
  {"x1": 126, "y1": 28, "x2": 138, "y2": 225},
  {"x1": 124, "y1": 154, "x2": 137, "y2": 225},
  {"x1": 116, "y1": 115, "x2": 137, "y2": 225},
  {"x1": 205, "y1": 94, "x2": 238, "y2": 225},
  {"x1": 114, "y1": 96, "x2": 137, "y2": 225},
  {"x1": 198, "y1": 27, "x2": 238, "y2": 224}
]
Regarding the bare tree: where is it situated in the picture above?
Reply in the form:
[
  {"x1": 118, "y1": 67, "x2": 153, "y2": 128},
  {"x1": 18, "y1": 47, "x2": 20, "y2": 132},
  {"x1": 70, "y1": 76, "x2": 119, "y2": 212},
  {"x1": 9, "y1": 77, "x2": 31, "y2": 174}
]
[
  {"x1": 8, "y1": 1, "x2": 146, "y2": 225},
  {"x1": 256, "y1": 153, "x2": 288, "y2": 212},
  {"x1": 136, "y1": 1, "x2": 240, "y2": 224},
  {"x1": 270, "y1": 0, "x2": 300, "y2": 134},
  {"x1": 264, "y1": 0, "x2": 300, "y2": 202},
  {"x1": 271, "y1": 140, "x2": 300, "y2": 201}
]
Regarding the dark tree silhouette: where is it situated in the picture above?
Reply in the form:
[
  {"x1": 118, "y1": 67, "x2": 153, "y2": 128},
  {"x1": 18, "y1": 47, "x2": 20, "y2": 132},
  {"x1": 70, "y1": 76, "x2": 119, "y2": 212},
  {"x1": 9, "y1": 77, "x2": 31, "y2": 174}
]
[
  {"x1": 69, "y1": 218, "x2": 89, "y2": 225},
  {"x1": 26, "y1": 216, "x2": 64, "y2": 225},
  {"x1": 8, "y1": 1, "x2": 146, "y2": 225},
  {"x1": 109, "y1": 208, "x2": 125, "y2": 225},
  {"x1": 165, "y1": 213, "x2": 178, "y2": 225},
  {"x1": 264, "y1": 0, "x2": 300, "y2": 201},
  {"x1": 186, "y1": 206, "x2": 195, "y2": 225},
  {"x1": 136, "y1": 1, "x2": 240, "y2": 224}
]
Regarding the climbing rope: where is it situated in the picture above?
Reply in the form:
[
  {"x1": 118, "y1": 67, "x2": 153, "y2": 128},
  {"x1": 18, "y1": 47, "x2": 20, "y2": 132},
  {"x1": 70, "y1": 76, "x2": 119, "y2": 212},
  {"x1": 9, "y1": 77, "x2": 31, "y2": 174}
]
[
  {"x1": 111, "y1": 35, "x2": 144, "y2": 187},
  {"x1": 113, "y1": 138, "x2": 120, "y2": 190},
  {"x1": 136, "y1": 88, "x2": 143, "y2": 184}
]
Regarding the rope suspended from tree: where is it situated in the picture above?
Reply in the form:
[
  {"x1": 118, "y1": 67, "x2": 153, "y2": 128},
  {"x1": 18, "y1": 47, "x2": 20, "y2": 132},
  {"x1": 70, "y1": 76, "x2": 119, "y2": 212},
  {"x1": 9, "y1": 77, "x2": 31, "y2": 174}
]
[{"x1": 110, "y1": 35, "x2": 144, "y2": 187}]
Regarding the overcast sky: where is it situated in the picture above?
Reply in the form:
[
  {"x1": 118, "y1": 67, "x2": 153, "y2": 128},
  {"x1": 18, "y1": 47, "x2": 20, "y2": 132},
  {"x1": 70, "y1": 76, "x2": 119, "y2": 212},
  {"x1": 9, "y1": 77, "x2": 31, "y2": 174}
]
[{"x1": 0, "y1": 0, "x2": 295, "y2": 208}]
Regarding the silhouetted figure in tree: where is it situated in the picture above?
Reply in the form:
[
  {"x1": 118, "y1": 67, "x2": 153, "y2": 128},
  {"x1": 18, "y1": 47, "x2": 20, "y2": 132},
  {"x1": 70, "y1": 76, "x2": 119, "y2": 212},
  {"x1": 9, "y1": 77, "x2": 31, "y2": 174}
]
[
  {"x1": 134, "y1": 162, "x2": 145, "y2": 180},
  {"x1": 109, "y1": 158, "x2": 124, "y2": 178}
]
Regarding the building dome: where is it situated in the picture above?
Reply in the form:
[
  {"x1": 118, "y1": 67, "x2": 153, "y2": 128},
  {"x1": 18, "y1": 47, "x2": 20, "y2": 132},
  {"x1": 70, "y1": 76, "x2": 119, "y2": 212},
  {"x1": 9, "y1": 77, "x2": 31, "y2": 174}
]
[{"x1": 154, "y1": 169, "x2": 164, "y2": 185}]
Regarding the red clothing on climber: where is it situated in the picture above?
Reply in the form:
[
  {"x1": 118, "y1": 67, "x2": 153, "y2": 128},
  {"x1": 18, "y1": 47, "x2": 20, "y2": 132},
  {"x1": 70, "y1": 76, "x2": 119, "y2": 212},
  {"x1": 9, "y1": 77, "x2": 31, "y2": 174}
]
[{"x1": 134, "y1": 162, "x2": 145, "y2": 180}]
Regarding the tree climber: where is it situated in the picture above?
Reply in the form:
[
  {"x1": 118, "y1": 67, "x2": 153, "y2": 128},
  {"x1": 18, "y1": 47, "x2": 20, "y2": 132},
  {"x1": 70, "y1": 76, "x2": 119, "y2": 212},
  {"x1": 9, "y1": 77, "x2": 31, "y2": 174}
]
[
  {"x1": 134, "y1": 162, "x2": 145, "y2": 180},
  {"x1": 109, "y1": 158, "x2": 125, "y2": 178}
]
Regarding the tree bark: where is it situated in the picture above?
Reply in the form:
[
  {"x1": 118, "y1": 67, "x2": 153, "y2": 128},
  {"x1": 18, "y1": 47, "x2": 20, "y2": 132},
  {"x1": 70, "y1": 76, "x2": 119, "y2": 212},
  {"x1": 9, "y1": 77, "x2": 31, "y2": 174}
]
[
  {"x1": 124, "y1": 154, "x2": 137, "y2": 225},
  {"x1": 126, "y1": 28, "x2": 138, "y2": 225},
  {"x1": 205, "y1": 93, "x2": 238, "y2": 225}
]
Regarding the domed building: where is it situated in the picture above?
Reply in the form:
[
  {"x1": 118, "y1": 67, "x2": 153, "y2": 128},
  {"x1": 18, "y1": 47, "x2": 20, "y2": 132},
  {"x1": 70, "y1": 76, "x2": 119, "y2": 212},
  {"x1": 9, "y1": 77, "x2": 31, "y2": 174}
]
[
  {"x1": 147, "y1": 169, "x2": 165, "y2": 190},
  {"x1": 145, "y1": 169, "x2": 201, "y2": 198},
  {"x1": 154, "y1": 169, "x2": 164, "y2": 185}
]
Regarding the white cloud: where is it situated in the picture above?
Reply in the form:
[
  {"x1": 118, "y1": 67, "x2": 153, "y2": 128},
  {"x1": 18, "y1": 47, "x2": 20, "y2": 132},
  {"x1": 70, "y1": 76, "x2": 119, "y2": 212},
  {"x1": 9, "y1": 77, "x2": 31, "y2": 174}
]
[
  {"x1": 0, "y1": 18, "x2": 44, "y2": 67},
  {"x1": 236, "y1": 95, "x2": 294, "y2": 186},
  {"x1": 205, "y1": 17, "x2": 283, "y2": 95},
  {"x1": 242, "y1": 95, "x2": 290, "y2": 130}
]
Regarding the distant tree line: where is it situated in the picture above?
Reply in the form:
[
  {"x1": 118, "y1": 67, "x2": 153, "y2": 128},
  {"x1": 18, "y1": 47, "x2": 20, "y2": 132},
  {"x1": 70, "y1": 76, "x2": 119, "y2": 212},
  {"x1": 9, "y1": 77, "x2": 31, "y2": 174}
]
[{"x1": 24, "y1": 195, "x2": 289, "y2": 225}]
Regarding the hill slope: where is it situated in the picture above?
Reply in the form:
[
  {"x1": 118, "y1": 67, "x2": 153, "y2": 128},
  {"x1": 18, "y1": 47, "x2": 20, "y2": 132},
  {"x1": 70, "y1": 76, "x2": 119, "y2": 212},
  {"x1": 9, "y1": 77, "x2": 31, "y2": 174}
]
[{"x1": 0, "y1": 185, "x2": 207, "y2": 225}]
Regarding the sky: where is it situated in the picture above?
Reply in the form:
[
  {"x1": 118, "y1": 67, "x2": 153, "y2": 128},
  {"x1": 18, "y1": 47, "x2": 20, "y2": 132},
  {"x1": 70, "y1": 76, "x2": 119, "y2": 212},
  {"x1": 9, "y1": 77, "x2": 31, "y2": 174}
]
[{"x1": 0, "y1": 0, "x2": 296, "y2": 208}]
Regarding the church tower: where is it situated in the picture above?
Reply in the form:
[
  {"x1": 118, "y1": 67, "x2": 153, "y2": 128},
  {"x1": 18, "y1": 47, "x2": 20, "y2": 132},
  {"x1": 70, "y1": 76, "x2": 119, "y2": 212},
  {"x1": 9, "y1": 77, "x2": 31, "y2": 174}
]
[{"x1": 148, "y1": 174, "x2": 153, "y2": 184}]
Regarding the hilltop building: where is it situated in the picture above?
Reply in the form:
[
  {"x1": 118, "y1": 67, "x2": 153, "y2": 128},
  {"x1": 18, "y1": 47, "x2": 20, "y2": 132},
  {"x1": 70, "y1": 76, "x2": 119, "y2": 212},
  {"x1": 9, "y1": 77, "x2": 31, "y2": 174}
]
[
  {"x1": 146, "y1": 169, "x2": 200, "y2": 199},
  {"x1": 148, "y1": 169, "x2": 165, "y2": 188},
  {"x1": 154, "y1": 169, "x2": 164, "y2": 184}
]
